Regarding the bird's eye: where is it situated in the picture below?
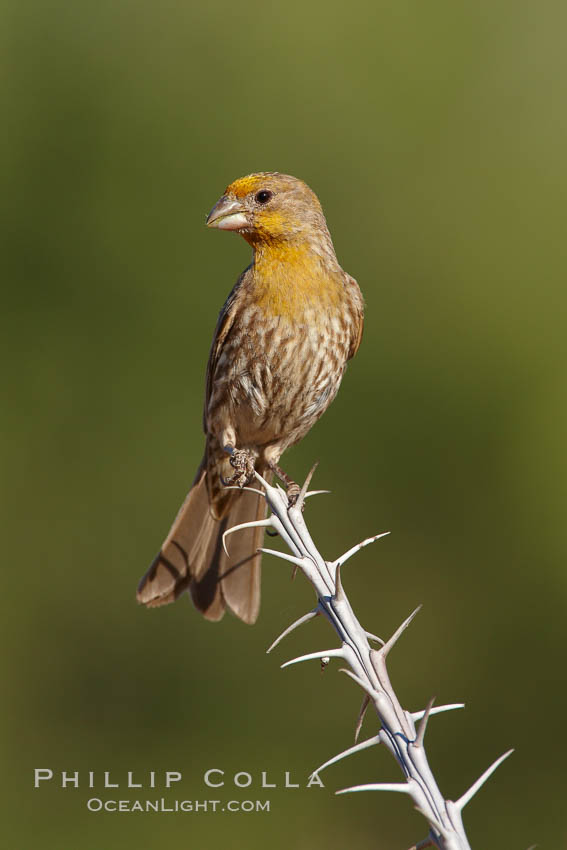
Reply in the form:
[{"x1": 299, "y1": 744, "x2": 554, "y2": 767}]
[{"x1": 255, "y1": 190, "x2": 273, "y2": 205}]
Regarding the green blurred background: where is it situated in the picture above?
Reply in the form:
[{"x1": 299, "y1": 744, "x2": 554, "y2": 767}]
[{"x1": 3, "y1": 0, "x2": 566, "y2": 847}]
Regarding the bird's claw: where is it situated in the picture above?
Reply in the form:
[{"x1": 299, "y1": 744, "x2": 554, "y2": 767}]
[
  {"x1": 268, "y1": 461, "x2": 303, "y2": 510},
  {"x1": 226, "y1": 449, "x2": 255, "y2": 488},
  {"x1": 286, "y1": 483, "x2": 301, "y2": 507}
]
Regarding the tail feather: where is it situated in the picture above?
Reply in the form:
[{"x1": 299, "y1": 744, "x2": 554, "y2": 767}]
[
  {"x1": 212, "y1": 481, "x2": 268, "y2": 623},
  {"x1": 137, "y1": 455, "x2": 271, "y2": 624}
]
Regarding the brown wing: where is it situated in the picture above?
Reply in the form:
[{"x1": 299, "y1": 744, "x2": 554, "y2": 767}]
[
  {"x1": 346, "y1": 273, "x2": 364, "y2": 361},
  {"x1": 202, "y1": 268, "x2": 250, "y2": 433}
]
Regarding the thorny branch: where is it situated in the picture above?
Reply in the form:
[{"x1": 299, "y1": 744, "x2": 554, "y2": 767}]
[{"x1": 224, "y1": 466, "x2": 513, "y2": 850}]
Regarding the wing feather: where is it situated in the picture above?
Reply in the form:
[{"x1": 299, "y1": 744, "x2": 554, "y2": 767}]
[
  {"x1": 203, "y1": 268, "x2": 251, "y2": 431},
  {"x1": 345, "y1": 273, "x2": 364, "y2": 361}
]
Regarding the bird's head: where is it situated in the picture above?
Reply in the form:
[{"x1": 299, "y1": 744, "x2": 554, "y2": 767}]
[{"x1": 206, "y1": 172, "x2": 332, "y2": 250}]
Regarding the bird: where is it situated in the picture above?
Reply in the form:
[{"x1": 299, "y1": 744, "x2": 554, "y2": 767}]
[{"x1": 137, "y1": 172, "x2": 364, "y2": 624}]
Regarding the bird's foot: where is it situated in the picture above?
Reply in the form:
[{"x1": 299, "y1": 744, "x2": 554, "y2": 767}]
[
  {"x1": 225, "y1": 448, "x2": 255, "y2": 488},
  {"x1": 286, "y1": 482, "x2": 301, "y2": 505},
  {"x1": 269, "y1": 462, "x2": 302, "y2": 508}
]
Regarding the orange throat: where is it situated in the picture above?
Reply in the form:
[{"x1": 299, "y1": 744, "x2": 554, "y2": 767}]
[{"x1": 250, "y1": 240, "x2": 342, "y2": 320}]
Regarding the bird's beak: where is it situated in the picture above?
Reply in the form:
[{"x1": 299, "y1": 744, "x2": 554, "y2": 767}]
[{"x1": 206, "y1": 196, "x2": 248, "y2": 231}]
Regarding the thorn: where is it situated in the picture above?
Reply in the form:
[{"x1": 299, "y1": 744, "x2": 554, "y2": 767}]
[
  {"x1": 222, "y1": 518, "x2": 273, "y2": 556},
  {"x1": 266, "y1": 610, "x2": 319, "y2": 654},
  {"x1": 414, "y1": 697, "x2": 435, "y2": 748},
  {"x1": 379, "y1": 605, "x2": 423, "y2": 659},
  {"x1": 222, "y1": 485, "x2": 266, "y2": 498},
  {"x1": 252, "y1": 468, "x2": 272, "y2": 490},
  {"x1": 456, "y1": 749, "x2": 514, "y2": 811},
  {"x1": 365, "y1": 631, "x2": 385, "y2": 646},
  {"x1": 333, "y1": 562, "x2": 345, "y2": 602},
  {"x1": 410, "y1": 703, "x2": 464, "y2": 722},
  {"x1": 294, "y1": 462, "x2": 319, "y2": 511},
  {"x1": 304, "y1": 489, "x2": 331, "y2": 499},
  {"x1": 337, "y1": 782, "x2": 411, "y2": 795},
  {"x1": 258, "y1": 548, "x2": 305, "y2": 568},
  {"x1": 253, "y1": 470, "x2": 288, "y2": 505},
  {"x1": 291, "y1": 565, "x2": 298, "y2": 581},
  {"x1": 334, "y1": 532, "x2": 390, "y2": 569},
  {"x1": 311, "y1": 733, "x2": 382, "y2": 777},
  {"x1": 338, "y1": 668, "x2": 377, "y2": 699},
  {"x1": 354, "y1": 694, "x2": 370, "y2": 743},
  {"x1": 281, "y1": 648, "x2": 345, "y2": 669}
]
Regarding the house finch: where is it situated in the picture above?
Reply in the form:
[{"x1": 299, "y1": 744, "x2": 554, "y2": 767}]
[{"x1": 137, "y1": 172, "x2": 364, "y2": 623}]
